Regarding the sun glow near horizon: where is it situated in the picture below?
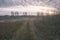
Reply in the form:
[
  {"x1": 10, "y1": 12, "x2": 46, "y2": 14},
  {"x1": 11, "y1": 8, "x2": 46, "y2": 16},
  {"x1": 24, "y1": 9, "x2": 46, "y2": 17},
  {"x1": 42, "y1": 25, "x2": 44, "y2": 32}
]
[{"x1": 0, "y1": 6, "x2": 57, "y2": 15}]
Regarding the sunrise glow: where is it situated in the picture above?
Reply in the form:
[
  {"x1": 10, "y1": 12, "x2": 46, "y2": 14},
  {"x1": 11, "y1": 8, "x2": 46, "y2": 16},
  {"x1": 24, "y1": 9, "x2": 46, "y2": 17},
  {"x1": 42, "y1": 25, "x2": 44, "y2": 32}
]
[{"x1": 0, "y1": 6, "x2": 57, "y2": 15}]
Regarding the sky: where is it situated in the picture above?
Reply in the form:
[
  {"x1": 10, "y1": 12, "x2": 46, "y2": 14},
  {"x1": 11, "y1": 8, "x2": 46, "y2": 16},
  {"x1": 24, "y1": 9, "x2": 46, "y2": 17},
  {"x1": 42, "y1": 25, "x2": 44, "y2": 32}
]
[{"x1": 0, "y1": 0, "x2": 60, "y2": 16}]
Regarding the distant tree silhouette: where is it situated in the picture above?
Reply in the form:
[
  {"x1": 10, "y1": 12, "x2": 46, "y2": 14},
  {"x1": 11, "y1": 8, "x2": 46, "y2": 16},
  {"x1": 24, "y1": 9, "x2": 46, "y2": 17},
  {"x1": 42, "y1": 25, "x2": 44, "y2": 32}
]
[
  {"x1": 23, "y1": 12, "x2": 27, "y2": 16},
  {"x1": 11, "y1": 11, "x2": 14, "y2": 16},
  {"x1": 37, "y1": 12, "x2": 40, "y2": 16},
  {"x1": 15, "y1": 11, "x2": 19, "y2": 16}
]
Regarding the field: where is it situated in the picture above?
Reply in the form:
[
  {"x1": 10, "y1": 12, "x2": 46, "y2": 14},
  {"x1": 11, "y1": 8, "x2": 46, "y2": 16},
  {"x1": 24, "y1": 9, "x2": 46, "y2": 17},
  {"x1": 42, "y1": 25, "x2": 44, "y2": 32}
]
[{"x1": 0, "y1": 15, "x2": 60, "y2": 40}]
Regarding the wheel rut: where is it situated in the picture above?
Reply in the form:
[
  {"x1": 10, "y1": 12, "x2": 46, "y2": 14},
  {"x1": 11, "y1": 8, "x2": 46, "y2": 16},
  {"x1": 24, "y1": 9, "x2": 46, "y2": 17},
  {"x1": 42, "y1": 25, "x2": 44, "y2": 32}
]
[{"x1": 11, "y1": 20, "x2": 39, "y2": 40}]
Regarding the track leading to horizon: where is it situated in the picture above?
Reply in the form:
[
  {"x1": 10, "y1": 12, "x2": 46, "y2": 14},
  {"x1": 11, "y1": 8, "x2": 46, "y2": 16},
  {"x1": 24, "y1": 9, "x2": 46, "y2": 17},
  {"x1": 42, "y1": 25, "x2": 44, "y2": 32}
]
[
  {"x1": 0, "y1": 17, "x2": 60, "y2": 40},
  {"x1": 11, "y1": 20, "x2": 40, "y2": 40}
]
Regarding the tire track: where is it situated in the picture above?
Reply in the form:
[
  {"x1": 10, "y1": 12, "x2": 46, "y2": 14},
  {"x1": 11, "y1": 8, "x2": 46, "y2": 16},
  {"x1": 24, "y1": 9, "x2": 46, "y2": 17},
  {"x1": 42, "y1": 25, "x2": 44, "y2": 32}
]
[
  {"x1": 28, "y1": 20, "x2": 39, "y2": 40},
  {"x1": 11, "y1": 21, "x2": 28, "y2": 40},
  {"x1": 11, "y1": 20, "x2": 40, "y2": 40}
]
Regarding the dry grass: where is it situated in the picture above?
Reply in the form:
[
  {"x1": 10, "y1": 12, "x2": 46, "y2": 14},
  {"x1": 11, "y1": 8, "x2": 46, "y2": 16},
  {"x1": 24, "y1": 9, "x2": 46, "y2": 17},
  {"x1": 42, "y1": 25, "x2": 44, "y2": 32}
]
[{"x1": 0, "y1": 15, "x2": 60, "y2": 40}]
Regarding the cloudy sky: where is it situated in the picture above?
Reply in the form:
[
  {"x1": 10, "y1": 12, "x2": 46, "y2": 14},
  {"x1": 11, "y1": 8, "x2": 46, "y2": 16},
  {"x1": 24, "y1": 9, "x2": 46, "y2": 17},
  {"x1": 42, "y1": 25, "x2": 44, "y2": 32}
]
[{"x1": 0, "y1": 0, "x2": 60, "y2": 15}]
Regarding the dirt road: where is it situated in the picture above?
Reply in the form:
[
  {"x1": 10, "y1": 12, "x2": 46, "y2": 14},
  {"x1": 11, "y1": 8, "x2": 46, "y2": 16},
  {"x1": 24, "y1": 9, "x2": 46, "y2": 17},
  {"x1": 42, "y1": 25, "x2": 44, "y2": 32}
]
[{"x1": 11, "y1": 20, "x2": 41, "y2": 40}]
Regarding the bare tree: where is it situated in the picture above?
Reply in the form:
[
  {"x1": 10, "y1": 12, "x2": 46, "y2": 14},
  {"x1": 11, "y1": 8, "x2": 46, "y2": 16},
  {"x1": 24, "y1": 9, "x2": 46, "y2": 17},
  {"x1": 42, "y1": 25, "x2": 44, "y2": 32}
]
[{"x1": 11, "y1": 11, "x2": 14, "y2": 16}]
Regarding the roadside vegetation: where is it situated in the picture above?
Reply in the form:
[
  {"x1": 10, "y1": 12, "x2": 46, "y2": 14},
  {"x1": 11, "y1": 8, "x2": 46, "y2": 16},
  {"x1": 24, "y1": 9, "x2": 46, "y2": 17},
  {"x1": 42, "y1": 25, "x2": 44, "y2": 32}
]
[{"x1": 0, "y1": 14, "x2": 60, "y2": 40}]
